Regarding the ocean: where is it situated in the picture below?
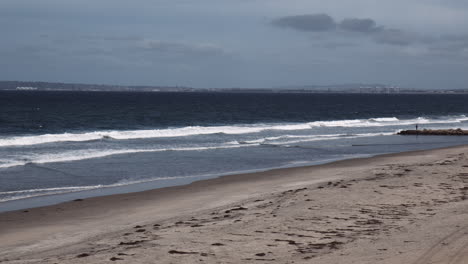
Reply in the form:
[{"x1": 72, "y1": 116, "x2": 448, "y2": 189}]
[{"x1": 1, "y1": 91, "x2": 468, "y2": 211}]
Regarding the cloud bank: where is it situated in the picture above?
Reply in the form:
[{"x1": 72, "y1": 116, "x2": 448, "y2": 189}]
[
  {"x1": 272, "y1": 14, "x2": 336, "y2": 32},
  {"x1": 339, "y1": 18, "x2": 382, "y2": 33},
  {"x1": 272, "y1": 13, "x2": 468, "y2": 54}
]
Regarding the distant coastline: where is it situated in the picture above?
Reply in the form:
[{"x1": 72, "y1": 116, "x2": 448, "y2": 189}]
[{"x1": 1, "y1": 80, "x2": 467, "y2": 94}]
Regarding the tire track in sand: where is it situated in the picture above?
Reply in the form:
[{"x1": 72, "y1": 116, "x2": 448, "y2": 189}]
[{"x1": 412, "y1": 225, "x2": 468, "y2": 264}]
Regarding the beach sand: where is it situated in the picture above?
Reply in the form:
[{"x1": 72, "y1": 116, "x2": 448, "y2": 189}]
[{"x1": 1, "y1": 145, "x2": 467, "y2": 263}]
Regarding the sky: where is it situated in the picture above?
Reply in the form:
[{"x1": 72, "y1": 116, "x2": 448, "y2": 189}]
[{"x1": 1, "y1": 0, "x2": 468, "y2": 89}]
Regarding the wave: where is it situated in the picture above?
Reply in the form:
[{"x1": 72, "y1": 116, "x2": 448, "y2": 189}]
[
  {"x1": 0, "y1": 144, "x2": 256, "y2": 169},
  {"x1": 368, "y1": 117, "x2": 399, "y2": 122},
  {"x1": 0, "y1": 115, "x2": 467, "y2": 147},
  {"x1": 0, "y1": 131, "x2": 396, "y2": 169},
  {"x1": 307, "y1": 115, "x2": 468, "y2": 128},
  {"x1": 0, "y1": 175, "x2": 212, "y2": 203},
  {"x1": 0, "y1": 125, "x2": 304, "y2": 147},
  {"x1": 234, "y1": 132, "x2": 394, "y2": 145},
  {"x1": 275, "y1": 132, "x2": 394, "y2": 146}
]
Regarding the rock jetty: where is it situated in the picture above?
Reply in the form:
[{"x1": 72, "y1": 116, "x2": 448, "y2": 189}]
[{"x1": 398, "y1": 128, "x2": 468, "y2": 136}]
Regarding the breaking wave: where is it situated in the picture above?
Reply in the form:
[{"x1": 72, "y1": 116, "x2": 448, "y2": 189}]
[
  {"x1": 232, "y1": 132, "x2": 393, "y2": 145},
  {"x1": 0, "y1": 132, "x2": 396, "y2": 169},
  {"x1": 0, "y1": 115, "x2": 467, "y2": 148},
  {"x1": 0, "y1": 144, "x2": 255, "y2": 169}
]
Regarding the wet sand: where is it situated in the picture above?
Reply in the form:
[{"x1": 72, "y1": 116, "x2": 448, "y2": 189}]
[{"x1": 1, "y1": 145, "x2": 467, "y2": 263}]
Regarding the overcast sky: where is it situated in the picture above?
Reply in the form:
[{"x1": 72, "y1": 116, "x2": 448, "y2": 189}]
[{"x1": 1, "y1": 0, "x2": 468, "y2": 89}]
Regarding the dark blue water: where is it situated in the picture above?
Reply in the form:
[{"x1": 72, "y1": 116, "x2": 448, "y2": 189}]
[
  {"x1": 1, "y1": 91, "x2": 468, "y2": 211},
  {"x1": 2, "y1": 91, "x2": 468, "y2": 135}
]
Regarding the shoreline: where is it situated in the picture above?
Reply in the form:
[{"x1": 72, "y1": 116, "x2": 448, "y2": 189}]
[
  {"x1": 0, "y1": 144, "x2": 457, "y2": 214},
  {"x1": 3, "y1": 137, "x2": 467, "y2": 213},
  {"x1": 0, "y1": 153, "x2": 374, "y2": 213},
  {"x1": 1, "y1": 144, "x2": 468, "y2": 263}
]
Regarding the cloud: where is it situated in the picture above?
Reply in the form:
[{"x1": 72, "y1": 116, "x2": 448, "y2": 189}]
[
  {"x1": 272, "y1": 14, "x2": 385, "y2": 34},
  {"x1": 437, "y1": 34, "x2": 468, "y2": 51},
  {"x1": 424, "y1": 34, "x2": 468, "y2": 56},
  {"x1": 272, "y1": 14, "x2": 336, "y2": 32},
  {"x1": 339, "y1": 18, "x2": 382, "y2": 33},
  {"x1": 321, "y1": 41, "x2": 358, "y2": 49},
  {"x1": 83, "y1": 35, "x2": 143, "y2": 41},
  {"x1": 272, "y1": 13, "x2": 456, "y2": 50},
  {"x1": 373, "y1": 30, "x2": 468, "y2": 52},
  {"x1": 441, "y1": 34, "x2": 468, "y2": 42},
  {"x1": 373, "y1": 29, "x2": 418, "y2": 46},
  {"x1": 34, "y1": 34, "x2": 228, "y2": 58},
  {"x1": 8, "y1": 35, "x2": 229, "y2": 67},
  {"x1": 139, "y1": 40, "x2": 226, "y2": 57}
]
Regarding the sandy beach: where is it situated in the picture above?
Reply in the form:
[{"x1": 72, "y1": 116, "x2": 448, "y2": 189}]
[{"x1": 1, "y1": 145, "x2": 467, "y2": 264}]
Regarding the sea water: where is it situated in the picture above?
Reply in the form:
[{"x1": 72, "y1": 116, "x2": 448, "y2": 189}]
[{"x1": 1, "y1": 91, "x2": 468, "y2": 211}]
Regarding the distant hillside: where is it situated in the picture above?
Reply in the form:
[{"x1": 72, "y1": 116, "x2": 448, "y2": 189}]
[
  {"x1": 0, "y1": 81, "x2": 192, "y2": 92},
  {"x1": 1, "y1": 80, "x2": 467, "y2": 94}
]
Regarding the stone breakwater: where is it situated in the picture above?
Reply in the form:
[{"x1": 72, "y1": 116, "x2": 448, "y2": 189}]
[{"x1": 398, "y1": 128, "x2": 468, "y2": 136}]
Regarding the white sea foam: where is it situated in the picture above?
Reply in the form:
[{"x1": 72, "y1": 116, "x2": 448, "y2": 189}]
[
  {"x1": 369, "y1": 117, "x2": 400, "y2": 122},
  {"x1": 0, "y1": 115, "x2": 466, "y2": 147},
  {"x1": 0, "y1": 144, "x2": 256, "y2": 169},
  {"x1": 236, "y1": 132, "x2": 394, "y2": 145},
  {"x1": 0, "y1": 126, "x2": 295, "y2": 147},
  {"x1": 0, "y1": 131, "x2": 396, "y2": 169},
  {"x1": 0, "y1": 175, "x2": 212, "y2": 202},
  {"x1": 271, "y1": 132, "x2": 395, "y2": 146},
  {"x1": 306, "y1": 116, "x2": 468, "y2": 128}
]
